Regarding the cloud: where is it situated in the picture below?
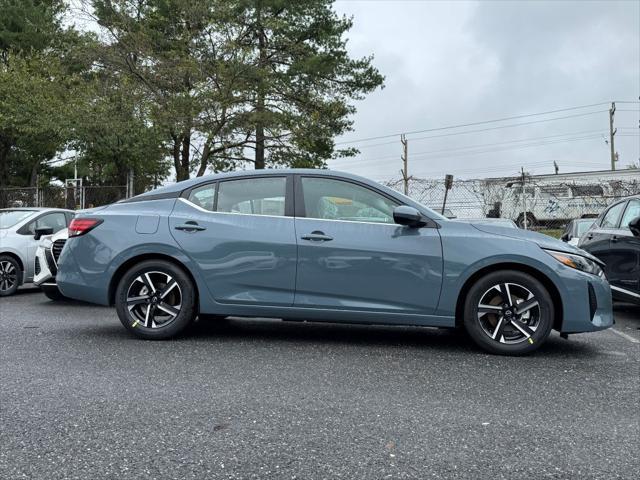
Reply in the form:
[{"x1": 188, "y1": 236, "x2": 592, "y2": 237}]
[{"x1": 329, "y1": 0, "x2": 639, "y2": 180}]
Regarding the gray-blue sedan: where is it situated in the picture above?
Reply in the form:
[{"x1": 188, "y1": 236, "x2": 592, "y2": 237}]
[{"x1": 56, "y1": 170, "x2": 613, "y2": 355}]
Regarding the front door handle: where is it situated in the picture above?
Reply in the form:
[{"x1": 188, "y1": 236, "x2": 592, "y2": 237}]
[
  {"x1": 611, "y1": 235, "x2": 619, "y2": 243},
  {"x1": 301, "y1": 231, "x2": 333, "y2": 242},
  {"x1": 175, "y1": 221, "x2": 206, "y2": 232}
]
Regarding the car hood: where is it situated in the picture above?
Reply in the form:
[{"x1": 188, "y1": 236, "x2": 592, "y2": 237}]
[{"x1": 471, "y1": 223, "x2": 603, "y2": 264}]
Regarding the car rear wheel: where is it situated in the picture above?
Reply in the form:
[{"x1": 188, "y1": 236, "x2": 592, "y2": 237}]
[
  {"x1": 0, "y1": 255, "x2": 21, "y2": 297},
  {"x1": 463, "y1": 270, "x2": 554, "y2": 355},
  {"x1": 115, "y1": 260, "x2": 196, "y2": 340}
]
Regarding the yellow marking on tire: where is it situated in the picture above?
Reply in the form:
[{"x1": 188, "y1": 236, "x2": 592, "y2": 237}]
[
  {"x1": 132, "y1": 320, "x2": 140, "y2": 328},
  {"x1": 528, "y1": 338, "x2": 534, "y2": 344}
]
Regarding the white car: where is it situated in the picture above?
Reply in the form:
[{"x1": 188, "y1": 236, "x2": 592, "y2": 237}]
[
  {"x1": 34, "y1": 228, "x2": 69, "y2": 300},
  {"x1": 0, "y1": 208, "x2": 74, "y2": 296}
]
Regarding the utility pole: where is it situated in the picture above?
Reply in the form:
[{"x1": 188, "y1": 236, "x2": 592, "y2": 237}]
[
  {"x1": 609, "y1": 102, "x2": 617, "y2": 170},
  {"x1": 400, "y1": 134, "x2": 409, "y2": 195}
]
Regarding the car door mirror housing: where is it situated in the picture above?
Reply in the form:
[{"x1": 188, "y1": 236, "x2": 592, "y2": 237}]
[
  {"x1": 393, "y1": 206, "x2": 427, "y2": 228},
  {"x1": 561, "y1": 233, "x2": 570, "y2": 242},
  {"x1": 34, "y1": 227, "x2": 54, "y2": 241},
  {"x1": 629, "y1": 216, "x2": 640, "y2": 237}
]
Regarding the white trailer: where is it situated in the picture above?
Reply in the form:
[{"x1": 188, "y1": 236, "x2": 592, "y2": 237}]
[{"x1": 482, "y1": 169, "x2": 640, "y2": 227}]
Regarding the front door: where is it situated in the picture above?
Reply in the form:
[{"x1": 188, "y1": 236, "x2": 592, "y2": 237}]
[
  {"x1": 293, "y1": 176, "x2": 443, "y2": 315},
  {"x1": 580, "y1": 200, "x2": 627, "y2": 279},
  {"x1": 607, "y1": 199, "x2": 640, "y2": 298},
  {"x1": 169, "y1": 176, "x2": 297, "y2": 306}
]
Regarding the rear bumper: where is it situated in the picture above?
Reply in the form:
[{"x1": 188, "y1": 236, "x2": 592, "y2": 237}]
[{"x1": 57, "y1": 241, "x2": 110, "y2": 305}]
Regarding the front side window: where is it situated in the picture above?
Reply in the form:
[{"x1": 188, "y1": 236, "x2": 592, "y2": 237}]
[
  {"x1": 600, "y1": 202, "x2": 626, "y2": 229},
  {"x1": 188, "y1": 184, "x2": 216, "y2": 211},
  {"x1": 24, "y1": 213, "x2": 67, "y2": 235},
  {"x1": 301, "y1": 177, "x2": 398, "y2": 224},
  {"x1": 216, "y1": 177, "x2": 286, "y2": 217},
  {"x1": 620, "y1": 200, "x2": 640, "y2": 229}
]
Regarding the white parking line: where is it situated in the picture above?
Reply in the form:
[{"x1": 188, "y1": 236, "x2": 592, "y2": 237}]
[{"x1": 610, "y1": 328, "x2": 640, "y2": 344}]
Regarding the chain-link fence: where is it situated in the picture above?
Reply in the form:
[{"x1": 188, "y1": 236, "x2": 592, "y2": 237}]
[
  {"x1": 0, "y1": 185, "x2": 128, "y2": 210},
  {"x1": 385, "y1": 173, "x2": 640, "y2": 230}
]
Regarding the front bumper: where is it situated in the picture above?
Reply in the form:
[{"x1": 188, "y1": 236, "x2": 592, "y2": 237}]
[
  {"x1": 559, "y1": 269, "x2": 614, "y2": 333},
  {"x1": 33, "y1": 246, "x2": 55, "y2": 286}
]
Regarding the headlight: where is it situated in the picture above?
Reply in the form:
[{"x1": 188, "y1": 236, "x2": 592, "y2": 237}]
[{"x1": 545, "y1": 250, "x2": 604, "y2": 276}]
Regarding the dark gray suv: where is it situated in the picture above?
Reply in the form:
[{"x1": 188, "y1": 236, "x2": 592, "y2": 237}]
[{"x1": 579, "y1": 195, "x2": 640, "y2": 304}]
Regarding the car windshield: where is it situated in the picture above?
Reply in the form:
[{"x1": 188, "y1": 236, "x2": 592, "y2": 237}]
[
  {"x1": 0, "y1": 210, "x2": 37, "y2": 229},
  {"x1": 576, "y1": 221, "x2": 594, "y2": 236}
]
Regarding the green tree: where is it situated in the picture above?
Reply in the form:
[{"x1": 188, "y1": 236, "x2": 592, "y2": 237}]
[
  {"x1": 92, "y1": 0, "x2": 253, "y2": 181},
  {"x1": 0, "y1": 0, "x2": 73, "y2": 187},
  {"x1": 89, "y1": 0, "x2": 383, "y2": 178},
  {"x1": 70, "y1": 74, "x2": 170, "y2": 192},
  {"x1": 233, "y1": 0, "x2": 384, "y2": 170}
]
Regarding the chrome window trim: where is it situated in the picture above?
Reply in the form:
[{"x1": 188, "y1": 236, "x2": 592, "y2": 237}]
[
  {"x1": 294, "y1": 216, "x2": 400, "y2": 227},
  {"x1": 178, "y1": 197, "x2": 291, "y2": 219}
]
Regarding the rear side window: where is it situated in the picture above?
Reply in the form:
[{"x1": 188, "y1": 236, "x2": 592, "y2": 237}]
[
  {"x1": 620, "y1": 200, "x2": 640, "y2": 229},
  {"x1": 600, "y1": 202, "x2": 626, "y2": 228},
  {"x1": 216, "y1": 177, "x2": 286, "y2": 216},
  {"x1": 188, "y1": 184, "x2": 216, "y2": 211}
]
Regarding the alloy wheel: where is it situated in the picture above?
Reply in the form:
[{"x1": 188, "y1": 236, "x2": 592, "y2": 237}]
[
  {"x1": 476, "y1": 282, "x2": 541, "y2": 344},
  {"x1": 125, "y1": 271, "x2": 182, "y2": 329},
  {"x1": 0, "y1": 260, "x2": 18, "y2": 293}
]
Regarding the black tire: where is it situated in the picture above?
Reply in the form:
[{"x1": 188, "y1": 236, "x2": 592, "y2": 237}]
[
  {"x1": 42, "y1": 285, "x2": 66, "y2": 301},
  {"x1": 516, "y1": 213, "x2": 537, "y2": 229},
  {"x1": 115, "y1": 260, "x2": 196, "y2": 340},
  {"x1": 463, "y1": 270, "x2": 554, "y2": 355},
  {"x1": 0, "y1": 255, "x2": 21, "y2": 297}
]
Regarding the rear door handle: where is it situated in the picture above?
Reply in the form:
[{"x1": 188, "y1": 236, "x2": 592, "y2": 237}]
[
  {"x1": 175, "y1": 221, "x2": 206, "y2": 232},
  {"x1": 301, "y1": 231, "x2": 333, "y2": 242}
]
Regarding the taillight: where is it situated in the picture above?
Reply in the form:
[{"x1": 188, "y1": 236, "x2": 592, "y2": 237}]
[{"x1": 68, "y1": 218, "x2": 103, "y2": 237}]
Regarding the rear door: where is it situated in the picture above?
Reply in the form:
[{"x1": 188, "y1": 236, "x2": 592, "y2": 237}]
[
  {"x1": 607, "y1": 199, "x2": 640, "y2": 298},
  {"x1": 293, "y1": 175, "x2": 443, "y2": 316},
  {"x1": 169, "y1": 175, "x2": 297, "y2": 306}
]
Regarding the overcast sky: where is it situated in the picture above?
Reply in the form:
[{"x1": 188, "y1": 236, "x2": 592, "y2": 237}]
[{"x1": 328, "y1": 0, "x2": 640, "y2": 180}]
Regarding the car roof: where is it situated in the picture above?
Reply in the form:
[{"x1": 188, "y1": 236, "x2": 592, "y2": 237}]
[
  {"x1": 133, "y1": 169, "x2": 400, "y2": 199},
  {"x1": 0, "y1": 207, "x2": 73, "y2": 212}
]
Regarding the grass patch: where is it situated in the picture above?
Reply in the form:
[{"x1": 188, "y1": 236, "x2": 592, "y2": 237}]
[{"x1": 537, "y1": 229, "x2": 563, "y2": 239}]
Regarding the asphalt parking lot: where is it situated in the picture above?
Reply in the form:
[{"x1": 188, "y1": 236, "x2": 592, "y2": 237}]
[{"x1": 1, "y1": 288, "x2": 638, "y2": 480}]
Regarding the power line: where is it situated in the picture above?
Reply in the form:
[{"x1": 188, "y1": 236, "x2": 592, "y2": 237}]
[
  {"x1": 338, "y1": 129, "x2": 606, "y2": 160},
  {"x1": 336, "y1": 133, "x2": 606, "y2": 166},
  {"x1": 335, "y1": 103, "x2": 611, "y2": 146},
  {"x1": 337, "y1": 110, "x2": 609, "y2": 150}
]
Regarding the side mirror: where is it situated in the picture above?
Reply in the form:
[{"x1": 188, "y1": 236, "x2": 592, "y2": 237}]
[
  {"x1": 629, "y1": 217, "x2": 640, "y2": 237},
  {"x1": 34, "y1": 227, "x2": 53, "y2": 241},
  {"x1": 393, "y1": 205, "x2": 427, "y2": 228},
  {"x1": 561, "y1": 233, "x2": 571, "y2": 242}
]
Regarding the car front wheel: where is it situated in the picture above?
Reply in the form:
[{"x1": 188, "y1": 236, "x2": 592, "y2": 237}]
[
  {"x1": 463, "y1": 270, "x2": 554, "y2": 355},
  {"x1": 115, "y1": 260, "x2": 196, "y2": 340}
]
